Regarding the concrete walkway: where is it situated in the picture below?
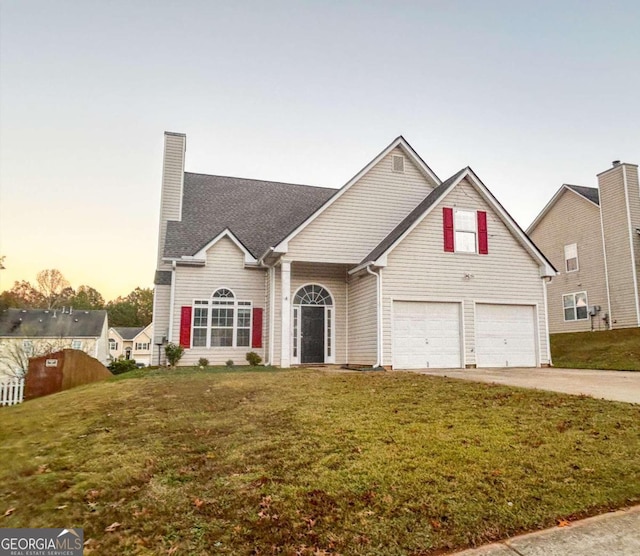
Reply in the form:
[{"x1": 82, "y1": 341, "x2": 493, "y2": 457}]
[
  {"x1": 451, "y1": 505, "x2": 640, "y2": 555},
  {"x1": 415, "y1": 367, "x2": 640, "y2": 404}
]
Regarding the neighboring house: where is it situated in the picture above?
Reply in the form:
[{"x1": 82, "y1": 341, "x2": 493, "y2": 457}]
[
  {"x1": 108, "y1": 324, "x2": 153, "y2": 366},
  {"x1": 152, "y1": 132, "x2": 555, "y2": 369},
  {"x1": 528, "y1": 161, "x2": 640, "y2": 334},
  {"x1": 0, "y1": 308, "x2": 109, "y2": 378}
]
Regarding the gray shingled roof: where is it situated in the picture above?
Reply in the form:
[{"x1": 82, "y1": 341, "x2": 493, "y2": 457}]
[
  {"x1": 565, "y1": 184, "x2": 599, "y2": 205},
  {"x1": 0, "y1": 309, "x2": 107, "y2": 338},
  {"x1": 163, "y1": 173, "x2": 336, "y2": 259},
  {"x1": 112, "y1": 327, "x2": 145, "y2": 340},
  {"x1": 362, "y1": 169, "x2": 468, "y2": 264}
]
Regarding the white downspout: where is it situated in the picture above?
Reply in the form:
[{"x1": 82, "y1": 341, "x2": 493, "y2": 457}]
[
  {"x1": 268, "y1": 266, "x2": 275, "y2": 366},
  {"x1": 366, "y1": 265, "x2": 383, "y2": 368},
  {"x1": 543, "y1": 276, "x2": 552, "y2": 366},
  {"x1": 168, "y1": 261, "x2": 177, "y2": 343}
]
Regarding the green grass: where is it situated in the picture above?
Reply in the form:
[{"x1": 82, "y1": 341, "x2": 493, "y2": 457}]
[
  {"x1": 551, "y1": 328, "x2": 640, "y2": 371},
  {"x1": 1, "y1": 367, "x2": 640, "y2": 555}
]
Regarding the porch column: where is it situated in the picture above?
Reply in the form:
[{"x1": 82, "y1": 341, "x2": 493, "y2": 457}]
[{"x1": 280, "y1": 260, "x2": 291, "y2": 368}]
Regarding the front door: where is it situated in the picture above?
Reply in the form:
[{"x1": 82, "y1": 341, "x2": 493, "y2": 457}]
[{"x1": 301, "y1": 306, "x2": 324, "y2": 363}]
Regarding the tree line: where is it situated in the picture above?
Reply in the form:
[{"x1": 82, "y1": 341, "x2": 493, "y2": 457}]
[{"x1": 0, "y1": 269, "x2": 152, "y2": 327}]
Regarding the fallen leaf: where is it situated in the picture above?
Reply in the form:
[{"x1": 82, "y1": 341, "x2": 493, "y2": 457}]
[
  {"x1": 104, "y1": 522, "x2": 121, "y2": 532},
  {"x1": 557, "y1": 519, "x2": 571, "y2": 527},
  {"x1": 37, "y1": 464, "x2": 50, "y2": 474},
  {"x1": 55, "y1": 505, "x2": 67, "y2": 510},
  {"x1": 430, "y1": 519, "x2": 442, "y2": 530},
  {"x1": 3, "y1": 508, "x2": 15, "y2": 517},
  {"x1": 193, "y1": 498, "x2": 204, "y2": 509}
]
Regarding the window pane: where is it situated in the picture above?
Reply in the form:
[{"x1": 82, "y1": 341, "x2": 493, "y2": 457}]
[
  {"x1": 237, "y1": 308, "x2": 251, "y2": 327},
  {"x1": 211, "y1": 329, "x2": 233, "y2": 347},
  {"x1": 237, "y1": 328, "x2": 250, "y2": 347},
  {"x1": 563, "y1": 295, "x2": 575, "y2": 309},
  {"x1": 576, "y1": 305, "x2": 588, "y2": 320},
  {"x1": 576, "y1": 292, "x2": 588, "y2": 319},
  {"x1": 193, "y1": 328, "x2": 207, "y2": 347},
  {"x1": 455, "y1": 231, "x2": 476, "y2": 253},
  {"x1": 566, "y1": 258, "x2": 578, "y2": 272},
  {"x1": 455, "y1": 210, "x2": 476, "y2": 232},
  {"x1": 564, "y1": 308, "x2": 575, "y2": 321},
  {"x1": 194, "y1": 307, "x2": 208, "y2": 326},
  {"x1": 212, "y1": 308, "x2": 233, "y2": 327}
]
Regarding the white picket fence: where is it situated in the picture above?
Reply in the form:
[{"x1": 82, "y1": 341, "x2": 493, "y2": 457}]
[{"x1": 0, "y1": 378, "x2": 25, "y2": 407}]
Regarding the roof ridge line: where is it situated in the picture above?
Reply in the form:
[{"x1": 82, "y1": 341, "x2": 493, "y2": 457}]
[{"x1": 184, "y1": 171, "x2": 336, "y2": 192}]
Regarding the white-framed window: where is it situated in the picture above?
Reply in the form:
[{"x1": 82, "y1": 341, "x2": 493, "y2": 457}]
[
  {"x1": 109, "y1": 339, "x2": 118, "y2": 351},
  {"x1": 455, "y1": 209, "x2": 477, "y2": 253},
  {"x1": 564, "y1": 243, "x2": 578, "y2": 272},
  {"x1": 192, "y1": 288, "x2": 252, "y2": 348},
  {"x1": 563, "y1": 291, "x2": 588, "y2": 321},
  {"x1": 22, "y1": 340, "x2": 34, "y2": 357},
  {"x1": 72, "y1": 340, "x2": 83, "y2": 350},
  {"x1": 135, "y1": 342, "x2": 149, "y2": 351}
]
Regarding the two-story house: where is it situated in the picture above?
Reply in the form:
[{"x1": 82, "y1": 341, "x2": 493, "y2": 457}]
[
  {"x1": 152, "y1": 132, "x2": 555, "y2": 369},
  {"x1": 108, "y1": 324, "x2": 153, "y2": 366},
  {"x1": 527, "y1": 161, "x2": 640, "y2": 333}
]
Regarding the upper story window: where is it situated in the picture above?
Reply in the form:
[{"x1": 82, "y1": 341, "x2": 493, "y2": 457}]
[
  {"x1": 563, "y1": 291, "x2": 588, "y2": 321},
  {"x1": 443, "y1": 207, "x2": 489, "y2": 255},
  {"x1": 192, "y1": 288, "x2": 252, "y2": 348},
  {"x1": 454, "y1": 210, "x2": 477, "y2": 253},
  {"x1": 564, "y1": 243, "x2": 578, "y2": 272},
  {"x1": 109, "y1": 339, "x2": 118, "y2": 351}
]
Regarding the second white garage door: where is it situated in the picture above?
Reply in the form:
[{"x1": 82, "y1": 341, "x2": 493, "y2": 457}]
[
  {"x1": 475, "y1": 304, "x2": 537, "y2": 367},
  {"x1": 393, "y1": 301, "x2": 462, "y2": 369}
]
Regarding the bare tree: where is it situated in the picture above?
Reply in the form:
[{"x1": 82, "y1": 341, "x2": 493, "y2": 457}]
[{"x1": 36, "y1": 269, "x2": 71, "y2": 309}]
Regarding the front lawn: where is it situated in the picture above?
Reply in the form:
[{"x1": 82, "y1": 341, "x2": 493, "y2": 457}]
[{"x1": 1, "y1": 367, "x2": 639, "y2": 555}]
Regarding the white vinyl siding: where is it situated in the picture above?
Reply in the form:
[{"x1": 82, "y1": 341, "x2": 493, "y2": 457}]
[
  {"x1": 382, "y1": 178, "x2": 549, "y2": 367},
  {"x1": 157, "y1": 133, "x2": 186, "y2": 270},
  {"x1": 287, "y1": 147, "x2": 438, "y2": 263},
  {"x1": 151, "y1": 284, "x2": 171, "y2": 364},
  {"x1": 599, "y1": 165, "x2": 640, "y2": 328},
  {"x1": 347, "y1": 272, "x2": 378, "y2": 365},
  {"x1": 528, "y1": 189, "x2": 609, "y2": 333},
  {"x1": 170, "y1": 236, "x2": 266, "y2": 366}
]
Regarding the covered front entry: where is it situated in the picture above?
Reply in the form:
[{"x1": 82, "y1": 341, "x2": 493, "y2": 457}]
[
  {"x1": 393, "y1": 301, "x2": 462, "y2": 369},
  {"x1": 292, "y1": 284, "x2": 335, "y2": 365},
  {"x1": 475, "y1": 303, "x2": 537, "y2": 367}
]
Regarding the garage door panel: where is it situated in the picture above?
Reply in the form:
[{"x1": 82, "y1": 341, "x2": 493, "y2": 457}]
[
  {"x1": 393, "y1": 301, "x2": 462, "y2": 369},
  {"x1": 476, "y1": 304, "x2": 536, "y2": 368}
]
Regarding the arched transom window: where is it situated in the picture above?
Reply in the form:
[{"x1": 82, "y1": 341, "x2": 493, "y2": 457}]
[{"x1": 293, "y1": 285, "x2": 333, "y2": 306}]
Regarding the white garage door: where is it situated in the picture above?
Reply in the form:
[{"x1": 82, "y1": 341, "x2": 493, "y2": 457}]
[
  {"x1": 476, "y1": 304, "x2": 537, "y2": 367},
  {"x1": 393, "y1": 301, "x2": 462, "y2": 369}
]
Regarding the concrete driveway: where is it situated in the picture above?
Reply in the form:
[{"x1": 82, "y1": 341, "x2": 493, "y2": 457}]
[{"x1": 414, "y1": 367, "x2": 640, "y2": 404}]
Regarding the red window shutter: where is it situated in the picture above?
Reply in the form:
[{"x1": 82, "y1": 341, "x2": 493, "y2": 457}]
[
  {"x1": 477, "y1": 210, "x2": 488, "y2": 254},
  {"x1": 252, "y1": 308, "x2": 263, "y2": 349},
  {"x1": 179, "y1": 306, "x2": 192, "y2": 348},
  {"x1": 443, "y1": 207, "x2": 454, "y2": 252}
]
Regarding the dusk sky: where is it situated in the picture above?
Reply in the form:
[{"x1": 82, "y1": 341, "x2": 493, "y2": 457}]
[{"x1": 1, "y1": 1, "x2": 639, "y2": 300}]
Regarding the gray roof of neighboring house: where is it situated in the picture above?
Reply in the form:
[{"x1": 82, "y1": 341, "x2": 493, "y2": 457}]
[
  {"x1": 362, "y1": 169, "x2": 467, "y2": 264},
  {"x1": 154, "y1": 270, "x2": 172, "y2": 286},
  {"x1": 112, "y1": 327, "x2": 145, "y2": 340},
  {"x1": 0, "y1": 309, "x2": 107, "y2": 338},
  {"x1": 163, "y1": 173, "x2": 337, "y2": 259},
  {"x1": 565, "y1": 184, "x2": 599, "y2": 205}
]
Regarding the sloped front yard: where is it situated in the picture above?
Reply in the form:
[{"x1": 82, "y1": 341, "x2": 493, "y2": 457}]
[{"x1": 1, "y1": 368, "x2": 639, "y2": 555}]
